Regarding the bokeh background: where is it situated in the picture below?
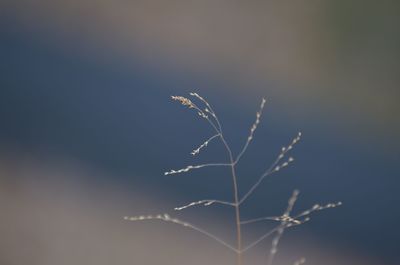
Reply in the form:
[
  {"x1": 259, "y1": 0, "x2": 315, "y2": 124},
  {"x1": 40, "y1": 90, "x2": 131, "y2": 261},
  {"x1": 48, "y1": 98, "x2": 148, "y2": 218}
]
[{"x1": 1, "y1": 1, "x2": 399, "y2": 265}]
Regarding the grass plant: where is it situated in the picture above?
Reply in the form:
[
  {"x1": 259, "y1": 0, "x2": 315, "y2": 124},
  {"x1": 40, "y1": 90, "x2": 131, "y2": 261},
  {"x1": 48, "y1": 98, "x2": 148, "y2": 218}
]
[{"x1": 125, "y1": 93, "x2": 341, "y2": 265}]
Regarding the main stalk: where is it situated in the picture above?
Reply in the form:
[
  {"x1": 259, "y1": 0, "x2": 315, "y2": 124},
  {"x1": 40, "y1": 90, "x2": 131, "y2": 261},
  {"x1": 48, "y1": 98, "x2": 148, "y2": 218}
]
[
  {"x1": 220, "y1": 136, "x2": 242, "y2": 265},
  {"x1": 231, "y1": 163, "x2": 242, "y2": 265}
]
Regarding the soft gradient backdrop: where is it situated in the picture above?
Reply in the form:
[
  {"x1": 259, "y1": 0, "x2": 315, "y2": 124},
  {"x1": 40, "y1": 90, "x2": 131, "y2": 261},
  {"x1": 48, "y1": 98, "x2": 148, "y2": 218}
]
[{"x1": 1, "y1": 1, "x2": 399, "y2": 265}]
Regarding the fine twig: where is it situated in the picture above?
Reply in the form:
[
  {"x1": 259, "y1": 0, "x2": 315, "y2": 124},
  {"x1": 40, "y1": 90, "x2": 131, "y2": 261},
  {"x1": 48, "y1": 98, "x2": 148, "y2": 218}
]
[
  {"x1": 267, "y1": 190, "x2": 299, "y2": 265},
  {"x1": 164, "y1": 163, "x2": 231, "y2": 175},
  {"x1": 191, "y1": 133, "x2": 220, "y2": 156},
  {"x1": 124, "y1": 214, "x2": 238, "y2": 252},
  {"x1": 239, "y1": 132, "x2": 301, "y2": 205},
  {"x1": 235, "y1": 98, "x2": 266, "y2": 164},
  {"x1": 174, "y1": 199, "x2": 236, "y2": 211}
]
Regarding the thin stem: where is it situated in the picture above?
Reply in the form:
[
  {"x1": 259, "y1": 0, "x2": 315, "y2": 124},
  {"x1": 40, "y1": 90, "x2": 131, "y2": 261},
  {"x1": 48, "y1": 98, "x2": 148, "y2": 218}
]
[
  {"x1": 220, "y1": 134, "x2": 243, "y2": 265},
  {"x1": 266, "y1": 224, "x2": 285, "y2": 265},
  {"x1": 193, "y1": 94, "x2": 244, "y2": 261},
  {"x1": 241, "y1": 215, "x2": 303, "y2": 225},
  {"x1": 191, "y1": 101, "x2": 219, "y2": 133},
  {"x1": 267, "y1": 190, "x2": 299, "y2": 265},
  {"x1": 164, "y1": 162, "x2": 231, "y2": 175},
  {"x1": 235, "y1": 98, "x2": 266, "y2": 164},
  {"x1": 240, "y1": 216, "x2": 282, "y2": 225},
  {"x1": 294, "y1": 201, "x2": 342, "y2": 219},
  {"x1": 191, "y1": 133, "x2": 220, "y2": 156},
  {"x1": 192, "y1": 94, "x2": 243, "y2": 264},
  {"x1": 238, "y1": 159, "x2": 278, "y2": 204},
  {"x1": 172, "y1": 95, "x2": 221, "y2": 135},
  {"x1": 124, "y1": 214, "x2": 238, "y2": 252},
  {"x1": 174, "y1": 199, "x2": 236, "y2": 211},
  {"x1": 239, "y1": 133, "x2": 301, "y2": 205},
  {"x1": 241, "y1": 226, "x2": 281, "y2": 253},
  {"x1": 190, "y1": 92, "x2": 223, "y2": 133},
  {"x1": 241, "y1": 218, "x2": 306, "y2": 253}
]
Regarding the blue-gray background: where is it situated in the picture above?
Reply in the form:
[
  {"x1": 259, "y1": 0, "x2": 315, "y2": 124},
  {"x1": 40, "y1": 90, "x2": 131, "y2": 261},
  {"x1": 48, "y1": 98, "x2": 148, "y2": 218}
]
[{"x1": 1, "y1": 1, "x2": 399, "y2": 264}]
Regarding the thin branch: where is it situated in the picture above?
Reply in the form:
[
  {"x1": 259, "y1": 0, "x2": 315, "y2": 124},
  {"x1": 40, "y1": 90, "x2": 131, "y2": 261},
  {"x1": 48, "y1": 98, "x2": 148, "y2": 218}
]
[
  {"x1": 171, "y1": 95, "x2": 221, "y2": 135},
  {"x1": 241, "y1": 226, "x2": 281, "y2": 253},
  {"x1": 241, "y1": 215, "x2": 301, "y2": 225},
  {"x1": 241, "y1": 197, "x2": 341, "y2": 249},
  {"x1": 262, "y1": 191, "x2": 340, "y2": 265},
  {"x1": 191, "y1": 133, "x2": 220, "y2": 156},
  {"x1": 174, "y1": 199, "x2": 236, "y2": 211},
  {"x1": 242, "y1": 200, "x2": 342, "y2": 226},
  {"x1": 190, "y1": 92, "x2": 223, "y2": 133},
  {"x1": 284, "y1": 190, "x2": 299, "y2": 215},
  {"x1": 235, "y1": 98, "x2": 266, "y2": 164},
  {"x1": 172, "y1": 93, "x2": 243, "y2": 264},
  {"x1": 124, "y1": 214, "x2": 238, "y2": 253},
  {"x1": 267, "y1": 190, "x2": 300, "y2": 265},
  {"x1": 294, "y1": 201, "x2": 342, "y2": 219},
  {"x1": 239, "y1": 132, "x2": 301, "y2": 204},
  {"x1": 212, "y1": 116, "x2": 243, "y2": 265},
  {"x1": 241, "y1": 219, "x2": 307, "y2": 254},
  {"x1": 164, "y1": 163, "x2": 231, "y2": 175},
  {"x1": 241, "y1": 192, "x2": 304, "y2": 254},
  {"x1": 133, "y1": 94, "x2": 342, "y2": 265},
  {"x1": 241, "y1": 216, "x2": 280, "y2": 224}
]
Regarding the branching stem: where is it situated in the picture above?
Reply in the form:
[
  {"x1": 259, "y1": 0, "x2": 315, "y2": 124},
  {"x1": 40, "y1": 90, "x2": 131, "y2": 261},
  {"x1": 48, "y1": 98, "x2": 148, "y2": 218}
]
[
  {"x1": 220, "y1": 134, "x2": 243, "y2": 265},
  {"x1": 128, "y1": 94, "x2": 342, "y2": 265}
]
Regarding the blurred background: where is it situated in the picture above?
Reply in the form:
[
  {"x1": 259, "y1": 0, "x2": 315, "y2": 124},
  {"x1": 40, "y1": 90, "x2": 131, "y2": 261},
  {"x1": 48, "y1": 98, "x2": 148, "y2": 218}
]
[{"x1": 1, "y1": 1, "x2": 399, "y2": 264}]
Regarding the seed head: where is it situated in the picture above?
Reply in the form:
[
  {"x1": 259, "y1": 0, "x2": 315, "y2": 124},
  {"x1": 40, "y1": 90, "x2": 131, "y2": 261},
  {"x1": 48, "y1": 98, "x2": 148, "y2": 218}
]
[{"x1": 171, "y1": 96, "x2": 195, "y2": 108}]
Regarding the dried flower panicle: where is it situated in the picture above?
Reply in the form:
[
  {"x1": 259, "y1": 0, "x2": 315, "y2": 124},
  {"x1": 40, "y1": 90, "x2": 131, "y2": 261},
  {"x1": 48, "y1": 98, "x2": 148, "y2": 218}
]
[
  {"x1": 171, "y1": 96, "x2": 195, "y2": 108},
  {"x1": 171, "y1": 94, "x2": 210, "y2": 119},
  {"x1": 126, "y1": 93, "x2": 341, "y2": 265}
]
